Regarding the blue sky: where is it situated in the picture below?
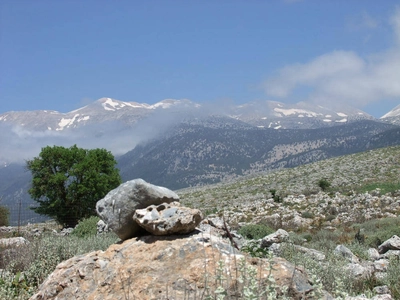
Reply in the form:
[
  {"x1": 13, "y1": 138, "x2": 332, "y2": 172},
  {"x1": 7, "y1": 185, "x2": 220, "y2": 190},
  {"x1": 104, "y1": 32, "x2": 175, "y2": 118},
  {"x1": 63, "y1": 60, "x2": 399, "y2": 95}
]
[{"x1": 1, "y1": 0, "x2": 400, "y2": 118}]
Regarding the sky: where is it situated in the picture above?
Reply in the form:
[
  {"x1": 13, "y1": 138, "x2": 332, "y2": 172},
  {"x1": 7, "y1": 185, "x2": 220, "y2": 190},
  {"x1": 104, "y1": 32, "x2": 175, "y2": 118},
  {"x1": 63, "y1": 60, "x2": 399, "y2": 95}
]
[{"x1": 1, "y1": 0, "x2": 400, "y2": 118}]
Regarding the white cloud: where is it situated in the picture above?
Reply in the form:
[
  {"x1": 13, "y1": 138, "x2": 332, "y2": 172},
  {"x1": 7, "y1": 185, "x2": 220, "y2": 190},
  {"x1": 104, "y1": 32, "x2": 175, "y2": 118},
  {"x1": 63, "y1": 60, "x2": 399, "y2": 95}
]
[
  {"x1": 262, "y1": 7, "x2": 400, "y2": 108},
  {"x1": 348, "y1": 11, "x2": 378, "y2": 31}
]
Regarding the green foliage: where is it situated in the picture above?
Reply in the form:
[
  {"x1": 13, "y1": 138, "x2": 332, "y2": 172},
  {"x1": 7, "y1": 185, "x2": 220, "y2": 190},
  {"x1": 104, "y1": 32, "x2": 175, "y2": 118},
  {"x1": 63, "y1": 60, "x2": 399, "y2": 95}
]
[
  {"x1": 71, "y1": 216, "x2": 100, "y2": 238},
  {"x1": 238, "y1": 224, "x2": 274, "y2": 240},
  {"x1": 241, "y1": 240, "x2": 270, "y2": 258},
  {"x1": 301, "y1": 211, "x2": 314, "y2": 219},
  {"x1": 0, "y1": 231, "x2": 118, "y2": 299},
  {"x1": 356, "y1": 182, "x2": 400, "y2": 195},
  {"x1": 0, "y1": 205, "x2": 9, "y2": 226},
  {"x1": 269, "y1": 189, "x2": 281, "y2": 203},
  {"x1": 26, "y1": 145, "x2": 121, "y2": 228},
  {"x1": 353, "y1": 217, "x2": 400, "y2": 248},
  {"x1": 317, "y1": 178, "x2": 331, "y2": 191},
  {"x1": 383, "y1": 257, "x2": 400, "y2": 299}
]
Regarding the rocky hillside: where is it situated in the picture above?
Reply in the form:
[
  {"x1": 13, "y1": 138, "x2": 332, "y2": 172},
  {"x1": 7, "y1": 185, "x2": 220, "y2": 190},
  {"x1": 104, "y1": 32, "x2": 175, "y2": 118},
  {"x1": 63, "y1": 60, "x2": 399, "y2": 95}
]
[
  {"x1": 118, "y1": 118, "x2": 400, "y2": 189},
  {"x1": 177, "y1": 145, "x2": 400, "y2": 226}
]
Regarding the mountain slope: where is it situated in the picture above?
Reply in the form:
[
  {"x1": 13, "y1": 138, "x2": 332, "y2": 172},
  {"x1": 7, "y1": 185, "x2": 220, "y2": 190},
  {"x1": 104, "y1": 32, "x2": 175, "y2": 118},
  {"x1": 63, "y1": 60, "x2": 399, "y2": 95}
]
[{"x1": 118, "y1": 118, "x2": 400, "y2": 189}]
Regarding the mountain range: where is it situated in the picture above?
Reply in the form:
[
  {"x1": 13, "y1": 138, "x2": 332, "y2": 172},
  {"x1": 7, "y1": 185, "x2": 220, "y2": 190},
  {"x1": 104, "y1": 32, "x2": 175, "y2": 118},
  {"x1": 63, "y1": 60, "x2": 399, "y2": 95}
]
[{"x1": 1, "y1": 98, "x2": 400, "y2": 224}]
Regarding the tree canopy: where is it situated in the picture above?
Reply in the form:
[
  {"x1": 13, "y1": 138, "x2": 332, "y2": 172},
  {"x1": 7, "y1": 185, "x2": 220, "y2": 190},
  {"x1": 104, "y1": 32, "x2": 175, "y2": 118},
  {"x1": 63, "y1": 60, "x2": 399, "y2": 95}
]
[{"x1": 27, "y1": 145, "x2": 121, "y2": 227}]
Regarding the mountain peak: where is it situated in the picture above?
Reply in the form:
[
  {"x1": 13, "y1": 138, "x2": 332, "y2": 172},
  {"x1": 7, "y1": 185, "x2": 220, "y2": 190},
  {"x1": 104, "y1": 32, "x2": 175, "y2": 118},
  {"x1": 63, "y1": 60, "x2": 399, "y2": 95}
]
[
  {"x1": 381, "y1": 104, "x2": 400, "y2": 119},
  {"x1": 96, "y1": 98, "x2": 150, "y2": 111}
]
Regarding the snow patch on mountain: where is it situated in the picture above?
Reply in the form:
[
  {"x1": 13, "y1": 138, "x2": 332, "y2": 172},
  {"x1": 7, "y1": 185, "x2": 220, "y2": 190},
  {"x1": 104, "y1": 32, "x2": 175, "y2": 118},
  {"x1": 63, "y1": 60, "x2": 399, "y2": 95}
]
[
  {"x1": 381, "y1": 104, "x2": 400, "y2": 118},
  {"x1": 274, "y1": 108, "x2": 321, "y2": 117},
  {"x1": 336, "y1": 118, "x2": 348, "y2": 123},
  {"x1": 57, "y1": 114, "x2": 90, "y2": 130}
]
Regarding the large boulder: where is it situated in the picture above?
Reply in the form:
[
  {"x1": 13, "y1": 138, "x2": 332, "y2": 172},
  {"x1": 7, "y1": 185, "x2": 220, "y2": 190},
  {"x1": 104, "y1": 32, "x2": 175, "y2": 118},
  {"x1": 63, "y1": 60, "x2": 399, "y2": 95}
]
[
  {"x1": 133, "y1": 202, "x2": 203, "y2": 235},
  {"x1": 96, "y1": 179, "x2": 179, "y2": 240},
  {"x1": 29, "y1": 231, "x2": 324, "y2": 300}
]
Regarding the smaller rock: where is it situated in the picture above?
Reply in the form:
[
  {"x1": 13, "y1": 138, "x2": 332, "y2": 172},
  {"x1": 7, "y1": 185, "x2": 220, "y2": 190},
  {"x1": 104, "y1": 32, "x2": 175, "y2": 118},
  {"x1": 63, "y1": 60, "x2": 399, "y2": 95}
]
[
  {"x1": 379, "y1": 250, "x2": 400, "y2": 259},
  {"x1": 334, "y1": 245, "x2": 360, "y2": 263},
  {"x1": 345, "y1": 263, "x2": 369, "y2": 277},
  {"x1": 368, "y1": 248, "x2": 380, "y2": 261},
  {"x1": 96, "y1": 220, "x2": 108, "y2": 234},
  {"x1": 373, "y1": 285, "x2": 391, "y2": 295},
  {"x1": 208, "y1": 217, "x2": 227, "y2": 230},
  {"x1": 261, "y1": 229, "x2": 289, "y2": 248},
  {"x1": 295, "y1": 245, "x2": 326, "y2": 261},
  {"x1": 59, "y1": 228, "x2": 74, "y2": 236},
  {"x1": 378, "y1": 235, "x2": 400, "y2": 254},
  {"x1": 133, "y1": 202, "x2": 203, "y2": 235},
  {"x1": 0, "y1": 237, "x2": 29, "y2": 247},
  {"x1": 374, "y1": 259, "x2": 390, "y2": 272}
]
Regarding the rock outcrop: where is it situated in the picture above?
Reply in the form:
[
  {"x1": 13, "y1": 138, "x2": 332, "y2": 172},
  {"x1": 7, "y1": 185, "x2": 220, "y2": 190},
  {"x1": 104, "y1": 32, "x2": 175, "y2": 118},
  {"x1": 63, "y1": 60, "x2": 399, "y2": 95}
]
[
  {"x1": 133, "y1": 202, "x2": 203, "y2": 235},
  {"x1": 96, "y1": 179, "x2": 179, "y2": 240},
  {"x1": 0, "y1": 236, "x2": 29, "y2": 247},
  {"x1": 29, "y1": 231, "x2": 319, "y2": 300},
  {"x1": 378, "y1": 235, "x2": 400, "y2": 254}
]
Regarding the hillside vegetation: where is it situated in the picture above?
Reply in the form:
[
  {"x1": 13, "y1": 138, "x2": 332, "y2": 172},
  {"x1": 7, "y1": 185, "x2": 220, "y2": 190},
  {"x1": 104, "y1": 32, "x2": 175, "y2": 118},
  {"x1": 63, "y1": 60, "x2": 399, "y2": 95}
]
[{"x1": 178, "y1": 145, "x2": 400, "y2": 216}]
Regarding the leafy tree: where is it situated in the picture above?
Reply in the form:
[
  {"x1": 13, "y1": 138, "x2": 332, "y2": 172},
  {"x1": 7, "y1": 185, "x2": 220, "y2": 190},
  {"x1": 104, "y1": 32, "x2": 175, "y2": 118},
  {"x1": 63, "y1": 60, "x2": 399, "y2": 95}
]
[{"x1": 26, "y1": 145, "x2": 121, "y2": 227}]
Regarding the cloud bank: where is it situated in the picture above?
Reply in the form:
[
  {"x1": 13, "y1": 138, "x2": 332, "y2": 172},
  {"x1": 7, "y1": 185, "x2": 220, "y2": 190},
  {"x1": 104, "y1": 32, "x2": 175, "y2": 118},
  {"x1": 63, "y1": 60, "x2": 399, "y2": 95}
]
[
  {"x1": 0, "y1": 108, "x2": 190, "y2": 164},
  {"x1": 262, "y1": 7, "x2": 400, "y2": 109}
]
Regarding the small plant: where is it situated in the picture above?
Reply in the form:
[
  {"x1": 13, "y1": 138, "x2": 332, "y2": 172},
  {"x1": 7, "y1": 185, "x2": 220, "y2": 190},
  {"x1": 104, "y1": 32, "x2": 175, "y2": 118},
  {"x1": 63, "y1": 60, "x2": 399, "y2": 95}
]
[
  {"x1": 301, "y1": 211, "x2": 314, "y2": 219},
  {"x1": 241, "y1": 240, "x2": 270, "y2": 258},
  {"x1": 0, "y1": 205, "x2": 9, "y2": 227},
  {"x1": 71, "y1": 216, "x2": 100, "y2": 238},
  {"x1": 269, "y1": 189, "x2": 281, "y2": 203},
  {"x1": 238, "y1": 224, "x2": 274, "y2": 240},
  {"x1": 325, "y1": 214, "x2": 336, "y2": 222}
]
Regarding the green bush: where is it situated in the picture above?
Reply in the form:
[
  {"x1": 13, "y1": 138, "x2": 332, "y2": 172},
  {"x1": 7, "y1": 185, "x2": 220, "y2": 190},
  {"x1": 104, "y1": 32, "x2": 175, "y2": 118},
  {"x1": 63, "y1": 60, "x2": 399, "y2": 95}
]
[
  {"x1": 318, "y1": 178, "x2": 331, "y2": 191},
  {"x1": 301, "y1": 211, "x2": 314, "y2": 219},
  {"x1": 0, "y1": 205, "x2": 9, "y2": 226},
  {"x1": 71, "y1": 216, "x2": 100, "y2": 238},
  {"x1": 238, "y1": 224, "x2": 274, "y2": 240},
  {"x1": 269, "y1": 189, "x2": 281, "y2": 203},
  {"x1": 325, "y1": 214, "x2": 336, "y2": 222}
]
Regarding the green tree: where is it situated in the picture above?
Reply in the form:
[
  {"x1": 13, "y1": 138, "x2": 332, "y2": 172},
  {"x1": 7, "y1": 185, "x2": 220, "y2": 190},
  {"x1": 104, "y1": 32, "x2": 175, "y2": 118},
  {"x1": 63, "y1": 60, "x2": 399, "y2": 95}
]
[
  {"x1": 318, "y1": 178, "x2": 331, "y2": 191},
  {"x1": 26, "y1": 145, "x2": 121, "y2": 227}
]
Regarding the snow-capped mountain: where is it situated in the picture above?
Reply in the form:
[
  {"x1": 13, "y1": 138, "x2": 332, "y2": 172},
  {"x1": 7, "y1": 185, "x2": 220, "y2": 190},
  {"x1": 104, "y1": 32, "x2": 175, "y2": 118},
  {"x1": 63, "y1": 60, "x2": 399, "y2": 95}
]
[
  {"x1": 0, "y1": 98, "x2": 374, "y2": 132},
  {"x1": 0, "y1": 98, "x2": 198, "y2": 131},
  {"x1": 0, "y1": 97, "x2": 393, "y2": 166},
  {"x1": 381, "y1": 104, "x2": 400, "y2": 125},
  {"x1": 229, "y1": 100, "x2": 373, "y2": 129}
]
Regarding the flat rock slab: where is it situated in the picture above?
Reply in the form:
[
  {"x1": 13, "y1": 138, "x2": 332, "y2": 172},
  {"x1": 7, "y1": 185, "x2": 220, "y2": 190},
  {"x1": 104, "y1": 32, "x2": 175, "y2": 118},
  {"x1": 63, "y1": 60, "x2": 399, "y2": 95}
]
[
  {"x1": 96, "y1": 179, "x2": 179, "y2": 240},
  {"x1": 133, "y1": 202, "x2": 203, "y2": 235}
]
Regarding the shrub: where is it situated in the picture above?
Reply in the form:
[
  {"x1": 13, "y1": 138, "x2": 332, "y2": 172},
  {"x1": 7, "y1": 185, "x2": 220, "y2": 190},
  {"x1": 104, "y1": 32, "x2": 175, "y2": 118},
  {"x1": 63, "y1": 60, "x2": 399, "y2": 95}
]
[
  {"x1": 71, "y1": 216, "x2": 100, "y2": 238},
  {"x1": 318, "y1": 178, "x2": 331, "y2": 191},
  {"x1": 325, "y1": 214, "x2": 336, "y2": 222},
  {"x1": 301, "y1": 211, "x2": 314, "y2": 219},
  {"x1": 0, "y1": 205, "x2": 9, "y2": 226},
  {"x1": 238, "y1": 224, "x2": 274, "y2": 240},
  {"x1": 269, "y1": 189, "x2": 281, "y2": 203}
]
